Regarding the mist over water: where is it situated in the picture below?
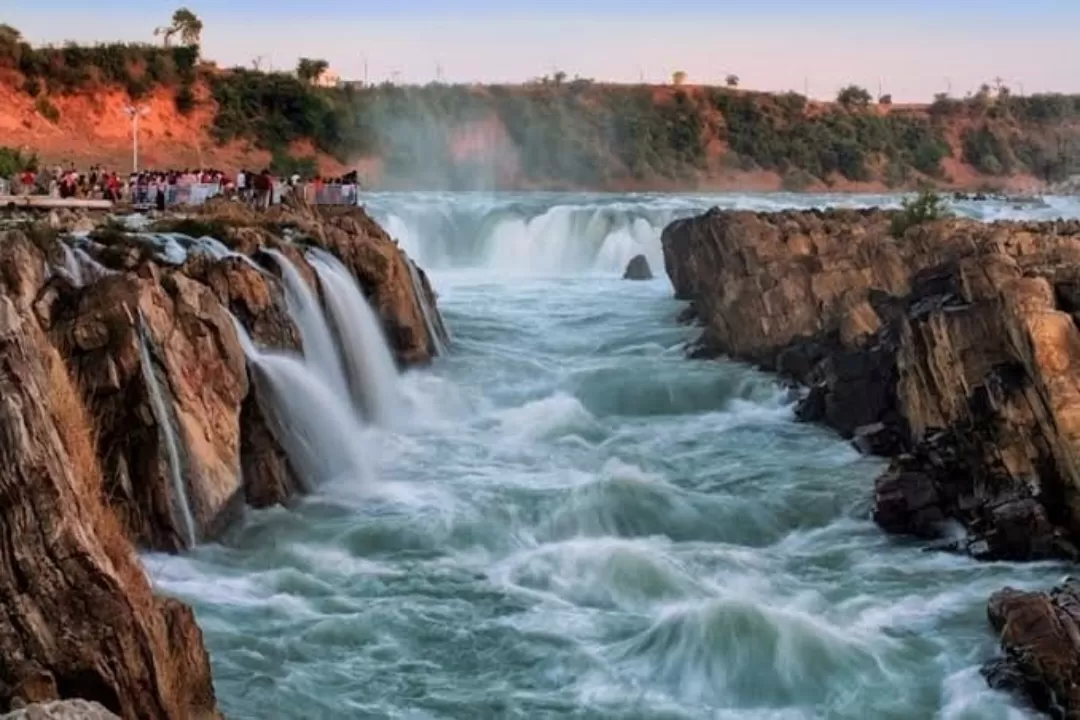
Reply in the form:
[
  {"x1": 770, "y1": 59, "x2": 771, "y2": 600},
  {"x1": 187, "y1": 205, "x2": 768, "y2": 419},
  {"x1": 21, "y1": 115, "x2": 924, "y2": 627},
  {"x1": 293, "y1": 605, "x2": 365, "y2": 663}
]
[{"x1": 148, "y1": 192, "x2": 1080, "y2": 719}]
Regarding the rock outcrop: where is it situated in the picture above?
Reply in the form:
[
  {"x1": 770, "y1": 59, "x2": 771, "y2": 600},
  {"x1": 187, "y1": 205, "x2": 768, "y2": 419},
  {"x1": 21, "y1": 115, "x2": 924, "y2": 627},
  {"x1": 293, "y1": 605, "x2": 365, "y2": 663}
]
[
  {"x1": 0, "y1": 200, "x2": 447, "y2": 713},
  {"x1": 623, "y1": 254, "x2": 653, "y2": 280},
  {"x1": 1, "y1": 700, "x2": 121, "y2": 719},
  {"x1": 985, "y1": 580, "x2": 1080, "y2": 719},
  {"x1": 662, "y1": 208, "x2": 1080, "y2": 561},
  {"x1": 662, "y1": 207, "x2": 1080, "y2": 712},
  {"x1": 0, "y1": 233, "x2": 218, "y2": 718}
]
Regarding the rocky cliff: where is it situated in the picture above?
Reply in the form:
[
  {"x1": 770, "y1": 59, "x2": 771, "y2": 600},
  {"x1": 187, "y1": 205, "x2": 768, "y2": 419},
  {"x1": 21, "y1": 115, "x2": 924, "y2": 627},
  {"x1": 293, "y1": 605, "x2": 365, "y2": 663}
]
[
  {"x1": 0, "y1": 200, "x2": 446, "y2": 715},
  {"x1": 662, "y1": 208, "x2": 1080, "y2": 711}
]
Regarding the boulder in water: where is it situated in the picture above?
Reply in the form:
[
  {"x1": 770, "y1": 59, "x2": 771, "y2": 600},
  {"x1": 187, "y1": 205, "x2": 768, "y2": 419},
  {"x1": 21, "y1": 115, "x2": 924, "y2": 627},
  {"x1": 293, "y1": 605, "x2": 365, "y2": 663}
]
[
  {"x1": 984, "y1": 580, "x2": 1080, "y2": 717},
  {"x1": 623, "y1": 254, "x2": 653, "y2": 280}
]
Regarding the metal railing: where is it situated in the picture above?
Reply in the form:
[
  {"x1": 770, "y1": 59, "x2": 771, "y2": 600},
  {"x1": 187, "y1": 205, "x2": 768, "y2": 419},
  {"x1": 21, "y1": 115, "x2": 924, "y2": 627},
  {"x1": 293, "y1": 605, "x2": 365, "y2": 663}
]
[{"x1": 7, "y1": 180, "x2": 361, "y2": 208}]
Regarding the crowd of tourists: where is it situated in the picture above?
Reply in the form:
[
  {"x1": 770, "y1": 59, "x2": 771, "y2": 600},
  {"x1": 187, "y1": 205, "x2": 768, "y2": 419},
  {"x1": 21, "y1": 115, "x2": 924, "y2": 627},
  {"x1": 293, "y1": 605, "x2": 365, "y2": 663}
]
[{"x1": 1, "y1": 164, "x2": 361, "y2": 209}]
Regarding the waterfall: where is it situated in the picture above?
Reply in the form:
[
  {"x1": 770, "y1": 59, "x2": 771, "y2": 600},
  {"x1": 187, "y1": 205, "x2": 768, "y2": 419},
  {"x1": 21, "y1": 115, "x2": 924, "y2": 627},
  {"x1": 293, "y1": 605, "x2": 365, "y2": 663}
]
[
  {"x1": 233, "y1": 321, "x2": 370, "y2": 487},
  {"x1": 307, "y1": 248, "x2": 401, "y2": 427},
  {"x1": 136, "y1": 317, "x2": 197, "y2": 549},
  {"x1": 73, "y1": 247, "x2": 114, "y2": 284},
  {"x1": 405, "y1": 257, "x2": 448, "y2": 356},
  {"x1": 263, "y1": 249, "x2": 350, "y2": 398},
  {"x1": 57, "y1": 243, "x2": 85, "y2": 286}
]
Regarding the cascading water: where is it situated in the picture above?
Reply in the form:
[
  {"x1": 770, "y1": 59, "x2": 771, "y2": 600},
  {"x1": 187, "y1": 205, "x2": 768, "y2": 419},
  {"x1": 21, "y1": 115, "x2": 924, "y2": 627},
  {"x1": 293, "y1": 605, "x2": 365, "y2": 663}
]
[
  {"x1": 263, "y1": 249, "x2": 350, "y2": 398},
  {"x1": 306, "y1": 248, "x2": 402, "y2": 426},
  {"x1": 57, "y1": 243, "x2": 84, "y2": 286},
  {"x1": 405, "y1": 256, "x2": 448, "y2": 356},
  {"x1": 150, "y1": 192, "x2": 1080, "y2": 719},
  {"x1": 136, "y1": 317, "x2": 197, "y2": 550},
  {"x1": 232, "y1": 322, "x2": 371, "y2": 487}
]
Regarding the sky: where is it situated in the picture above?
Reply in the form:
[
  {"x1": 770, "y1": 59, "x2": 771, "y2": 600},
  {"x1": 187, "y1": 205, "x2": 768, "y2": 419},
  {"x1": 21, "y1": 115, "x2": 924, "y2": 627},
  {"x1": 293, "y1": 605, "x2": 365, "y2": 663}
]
[{"x1": 5, "y1": 1, "x2": 1080, "y2": 101}]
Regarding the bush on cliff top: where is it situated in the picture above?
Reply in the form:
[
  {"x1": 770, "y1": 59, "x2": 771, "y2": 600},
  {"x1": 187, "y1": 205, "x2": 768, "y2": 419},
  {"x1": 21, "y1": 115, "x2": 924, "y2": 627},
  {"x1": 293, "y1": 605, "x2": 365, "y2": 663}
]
[
  {"x1": 0, "y1": 146, "x2": 38, "y2": 178},
  {"x1": 890, "y1": 188, "x2": 951, "y2": 238}
]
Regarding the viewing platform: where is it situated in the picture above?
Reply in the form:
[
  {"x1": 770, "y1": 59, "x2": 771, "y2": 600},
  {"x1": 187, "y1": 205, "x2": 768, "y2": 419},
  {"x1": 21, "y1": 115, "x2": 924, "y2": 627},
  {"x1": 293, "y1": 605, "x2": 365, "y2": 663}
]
[{"x1": 0, "y1": 195, "x2": 114, "y2": 210}]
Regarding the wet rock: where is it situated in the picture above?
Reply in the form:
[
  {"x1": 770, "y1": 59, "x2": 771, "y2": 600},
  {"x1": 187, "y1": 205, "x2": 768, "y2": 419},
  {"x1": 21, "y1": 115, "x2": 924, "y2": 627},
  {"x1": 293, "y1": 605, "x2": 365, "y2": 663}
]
[
  {"x1": 1, "y1": 700, "x2": 121, "y2": 719},
  {"x1": 984, "y1": 580, "x2": 1080, "y2": 718},
  {"x1": 0, "y1": 245, "x2": 218, "y2": 716},
  {"x1": 661, "y1": 209, "x2": 1080, "y2": 562},
  {"x1": 623, "y1": 254, "x2": 653, "y2": 280}
]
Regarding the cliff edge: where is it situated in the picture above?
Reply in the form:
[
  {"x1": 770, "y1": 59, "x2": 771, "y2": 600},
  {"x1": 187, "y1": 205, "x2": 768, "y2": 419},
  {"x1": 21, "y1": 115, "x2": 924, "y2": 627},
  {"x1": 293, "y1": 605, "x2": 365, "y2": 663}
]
[{"x1": 662, "y1": 208, "x2": 1080, "y2": 713}]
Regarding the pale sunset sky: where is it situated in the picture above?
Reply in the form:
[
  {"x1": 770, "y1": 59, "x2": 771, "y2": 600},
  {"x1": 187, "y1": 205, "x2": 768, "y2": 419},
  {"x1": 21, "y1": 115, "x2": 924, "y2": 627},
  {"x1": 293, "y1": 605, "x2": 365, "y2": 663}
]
[{"x1": 4, "y1": 0, "x2": 1079, "y2": 101}]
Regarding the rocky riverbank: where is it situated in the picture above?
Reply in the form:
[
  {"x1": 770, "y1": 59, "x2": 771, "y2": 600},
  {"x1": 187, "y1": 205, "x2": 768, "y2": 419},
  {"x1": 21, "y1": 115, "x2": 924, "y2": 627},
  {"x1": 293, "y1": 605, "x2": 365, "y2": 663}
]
[
  {"x1": 662, "y1": 207, "x2": 1080, "y2": 715},
  {"x1": 0, "y1": 198, "x2": 446, "y2": 716}
]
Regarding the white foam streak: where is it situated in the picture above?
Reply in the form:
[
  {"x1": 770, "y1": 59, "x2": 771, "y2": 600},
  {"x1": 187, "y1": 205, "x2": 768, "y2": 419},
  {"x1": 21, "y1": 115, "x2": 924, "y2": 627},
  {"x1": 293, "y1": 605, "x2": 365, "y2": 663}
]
[
  {"x1": 236, "y1": 322, "x2": 371, "y2": 489},
  {"x1": 405, "y1": 257, "x2": 448, "y2": 356},
  {"x1": 307, "y1": 248, "x2": 402, "y2": 426},
  {"x1": 136, "y1": 320, "x2": 197, "y2": 549},
  {"x1": 264, "y1": 249, "x2": 350, "y2": 398}
]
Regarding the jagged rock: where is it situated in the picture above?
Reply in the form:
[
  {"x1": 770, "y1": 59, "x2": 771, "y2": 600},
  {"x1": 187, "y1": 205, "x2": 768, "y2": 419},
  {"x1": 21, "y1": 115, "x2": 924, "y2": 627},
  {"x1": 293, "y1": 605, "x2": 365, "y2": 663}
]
[
  {"x1": 984, "y1": 580, "x2": 1080, "y2": 718},
  {"x1": 1, "y1": 700, "x2": 121, "y2": 719},
  {"x1": 44, "y1": 267, "x2": 248, "y2": 551},
  {"x1": 0, "y1": 239, "x2": 218, "y2": 717},
  {"x1": 0, "y1": 199, "x2": 448, "y2": 714},
  {"x1": 191, "y1": 199, "x2": 447, "y2": 365},
  {"x1": 662, "y1": 209, "x2": 1080, "y2": 562},
  {"x1": 623, "y1": 254, "x2": 653, "y2": 280}
]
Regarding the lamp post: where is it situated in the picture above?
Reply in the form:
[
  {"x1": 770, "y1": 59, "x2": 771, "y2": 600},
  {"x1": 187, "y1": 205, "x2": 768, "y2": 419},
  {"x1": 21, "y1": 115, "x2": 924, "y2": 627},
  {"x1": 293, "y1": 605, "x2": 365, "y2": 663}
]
[{"x1": 123, "y1": 104, "x2": 149, "y2": 173}]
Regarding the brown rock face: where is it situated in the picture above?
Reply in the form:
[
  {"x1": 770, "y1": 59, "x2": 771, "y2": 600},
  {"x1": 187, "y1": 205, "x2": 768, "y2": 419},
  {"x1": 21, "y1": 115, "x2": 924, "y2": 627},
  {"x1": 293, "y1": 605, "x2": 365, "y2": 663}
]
[
  {"x1": 663, "y1": 207, "x2": 1080, "y2": 715},
  {"x1": 193, "y1": 198, "x2": 449, "y2": 366},
  {"x1": 0, "y1": 200, "x2": 445, "y2": 714},
  {"x1": 0, "y1": 234, "x2": 217, "y2": 718},
  {"x1": 985, "y1": 580, "x2": 1080, "y2": 719},
  {"x1": 662, "y1": 209, "x2": 1080, "y2": 561}
]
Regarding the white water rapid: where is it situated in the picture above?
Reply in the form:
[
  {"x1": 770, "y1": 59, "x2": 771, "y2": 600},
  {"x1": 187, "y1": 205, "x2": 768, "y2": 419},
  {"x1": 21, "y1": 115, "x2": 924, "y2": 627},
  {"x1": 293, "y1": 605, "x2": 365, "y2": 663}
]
[{"x1": 149, "y1": 192, "x2": 1080, "y2": 720}]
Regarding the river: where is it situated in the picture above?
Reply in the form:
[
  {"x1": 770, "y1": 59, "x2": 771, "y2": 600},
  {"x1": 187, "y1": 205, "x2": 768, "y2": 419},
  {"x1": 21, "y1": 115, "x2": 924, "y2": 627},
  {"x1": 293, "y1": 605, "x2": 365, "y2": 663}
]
[{"x1": 148, "y1": 192, "x2": 1080, "y2": 719}]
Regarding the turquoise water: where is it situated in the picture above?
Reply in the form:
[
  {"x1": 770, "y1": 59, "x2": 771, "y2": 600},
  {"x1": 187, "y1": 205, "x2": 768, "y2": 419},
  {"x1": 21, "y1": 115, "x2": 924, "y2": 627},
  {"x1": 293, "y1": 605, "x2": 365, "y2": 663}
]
[{"x1": 147, "y1": 193, "x2": 1080, "y2": 719}]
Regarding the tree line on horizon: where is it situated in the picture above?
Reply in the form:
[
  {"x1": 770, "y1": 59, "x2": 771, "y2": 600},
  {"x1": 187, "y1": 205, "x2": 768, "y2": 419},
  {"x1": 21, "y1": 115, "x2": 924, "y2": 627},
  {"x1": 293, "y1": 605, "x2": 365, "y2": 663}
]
[{"x1": 1, "y1": 11, "x2": 1078, "y2": 187}]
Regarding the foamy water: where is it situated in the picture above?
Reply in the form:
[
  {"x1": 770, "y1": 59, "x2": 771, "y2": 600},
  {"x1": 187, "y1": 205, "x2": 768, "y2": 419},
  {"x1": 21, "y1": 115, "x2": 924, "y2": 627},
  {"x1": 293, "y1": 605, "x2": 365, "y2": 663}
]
[{"x1": 146, "y1": 192, "x2": 1080, "y2": 719}]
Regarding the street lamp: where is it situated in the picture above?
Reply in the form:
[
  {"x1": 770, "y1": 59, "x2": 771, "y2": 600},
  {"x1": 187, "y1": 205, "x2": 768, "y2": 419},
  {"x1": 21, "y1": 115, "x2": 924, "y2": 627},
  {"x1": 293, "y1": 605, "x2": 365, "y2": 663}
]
[{"x1": 123, "y1": 104, "x2": 150, "y2": 173}]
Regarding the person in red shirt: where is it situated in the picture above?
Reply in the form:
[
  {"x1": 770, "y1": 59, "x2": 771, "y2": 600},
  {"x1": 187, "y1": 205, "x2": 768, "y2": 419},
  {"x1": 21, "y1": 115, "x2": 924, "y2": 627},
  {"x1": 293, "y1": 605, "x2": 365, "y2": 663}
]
[{"x1": 19, "y1": 169, "x2": 36, "y2": 195}]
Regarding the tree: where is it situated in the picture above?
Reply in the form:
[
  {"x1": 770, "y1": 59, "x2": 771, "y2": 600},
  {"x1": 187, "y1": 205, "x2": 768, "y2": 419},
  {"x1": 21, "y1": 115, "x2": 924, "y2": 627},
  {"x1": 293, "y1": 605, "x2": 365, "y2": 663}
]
[
  {"x1": 297, "y1": 57, "x2": 330, "y2": 85},
  {"x1": 725, "y1": 74, "x2": 739, "y2": 88},
  {"x1": 878, "y1": 94, "x2": 893, "y2": 105},
  {"x1": 155, "y1": 8, "x2": 203, "y2": 47},
  {"x1": 836, "y1": 85, "x2": 872, "y2": 108},
  {"x1": 672, "y1": 70, "x2": 687, "y2": 86},
  {"x1": 553, "y1": 70, "x2": 567, "y2": 86}
]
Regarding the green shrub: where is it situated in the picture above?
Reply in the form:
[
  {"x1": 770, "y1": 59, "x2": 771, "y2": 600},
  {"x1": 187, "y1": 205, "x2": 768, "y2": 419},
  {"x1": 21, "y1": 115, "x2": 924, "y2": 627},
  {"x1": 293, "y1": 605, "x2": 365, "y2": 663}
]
[
  {"x1": 0, "y1": 146, "x2": 38, "y2": 177},
  {"x1": 962, "y1": 126, "x2": 1013, "y2": 175},
  {"x1": 34, "y1": 96, "x2": 60, "y2": 123},
  {"x1": 837, "y1": 85, "x2": 872, "y2": 108},
  {"x1": 890, "y1": 188, "x2": 951, "y2": 238},
  {"x1": 269, "y1": 148, "x2": 318, "y2": 178},
  {"x1": 23, "y1": 76, "x2": 40, "y2": 97},
  {"x1": 175, "y1": 84, "x2": 196, "y2": 114}
]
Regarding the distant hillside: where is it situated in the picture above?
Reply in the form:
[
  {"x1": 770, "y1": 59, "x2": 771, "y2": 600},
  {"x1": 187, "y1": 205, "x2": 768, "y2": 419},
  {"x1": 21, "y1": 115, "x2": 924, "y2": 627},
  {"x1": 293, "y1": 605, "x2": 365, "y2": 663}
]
[{"x1": 1, "y1": 24, "x2": 1078, "y2": 191}]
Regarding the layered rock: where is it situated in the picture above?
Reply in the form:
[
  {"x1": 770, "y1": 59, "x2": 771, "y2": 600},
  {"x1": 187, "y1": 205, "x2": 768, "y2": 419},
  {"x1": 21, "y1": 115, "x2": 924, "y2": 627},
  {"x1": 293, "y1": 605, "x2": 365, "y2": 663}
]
[
  {"x1": 662, "y1": 208, "x2": 1080, "y2": 560},
  {"x1": 985, "y1": 580, "x2": 1080, "y2": 719},
  {"x1": 0, "y1": 200, "x2": 447, "y2": 713},
  {"x1": 663, "y1": 207, "x2": 1080, "y2": 712},
  {"x1": 0, "y1": 232, "x2": 218, "y2": 718},
  {"x1": 189, "y1": 198, "x2": 449, "y2": 366}
]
